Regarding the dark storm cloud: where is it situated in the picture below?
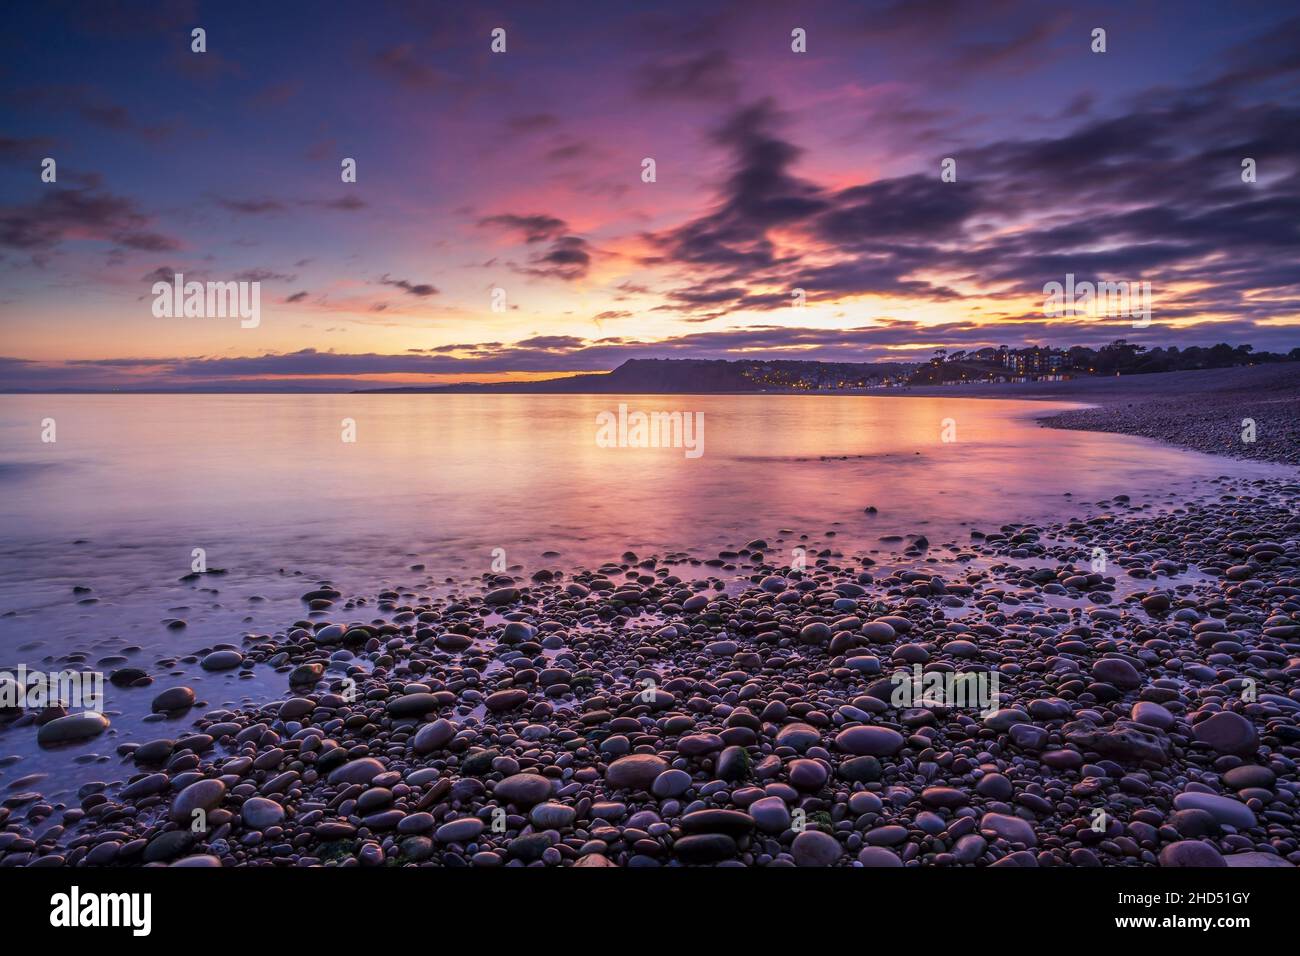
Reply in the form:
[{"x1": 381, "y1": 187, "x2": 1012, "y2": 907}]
[
  {"x1": 543, "y1": 140, "x2": 593, "y2": 163},
  {"x1": 644, "y1": 101, "x2": 962, "y2": 307},
  {"x1": 646, "y1": 100, "x2": 825, "y2": 273},
  {"x1": 217, "y1": 198, "x2": 288, "y2": 215},
  {"x1": 634, "y1": 51, "x2": 738, "y2": 101},
  {"x1": 142, "y1": 266, "x2": 181, "y2": 283},
  {"x1": 0, "y1": 182, "x2": 179, "y2": 255},
  {"x1": 478, "y1": 214, "x2": 568, "y2": 243},
  {"x1": 378, "y1": 274, "x2": 439, "y2": 297},
  {"x1": 937, "y1": 97, "x2": 1300, "y2": 311},
  {"x1": 665, "y1": 286, "x2": 749, "y2": 307},
  {"x1": 518, "y1": 235, "x2": 592, "y2": 280},
  {"x1": 300, "y1": 196, "x2": 367, "y2": 212},
  {"x1": 115, "y1": 232, "x2": 180, "y2": 252},
  {"x1": 817, "y1": 175, "x2": 978, "y2": 243},
  {"x1": 513, "y1": 335, "x2": 587, "y2": 350},
  {"x1": 647, "y1": 71, "x2": 1300, "y2": 328},
  {"x1": 235, "y1": 268, "x2": 296, "y2": 283},
  {"x1": 217, "y1": 196, "x2": 367, "y2": 215},
  {"x1": 478, "y1": 214, "x2": 594, "y2": 281}
]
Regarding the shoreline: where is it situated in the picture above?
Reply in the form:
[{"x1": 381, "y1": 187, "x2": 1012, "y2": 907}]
[
  {"x1": 1, "y1": 473, "x2": 1297, "y2": 868},
  {"x1": 6, "y1": 363, "x2": 1297, "y2": 467},
  {"x1": 896, "y1": 363, "x2": 1300, "y2": 467}
]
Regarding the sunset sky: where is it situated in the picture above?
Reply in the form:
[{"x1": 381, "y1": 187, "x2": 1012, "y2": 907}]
[{"x1": 2, "y1": 0, "x2": 1298, "y2": 390}]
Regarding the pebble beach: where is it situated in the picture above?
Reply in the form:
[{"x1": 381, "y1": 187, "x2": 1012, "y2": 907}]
[
  {"x1": 1040, "y1": 365, "x2": 1300, "y2": 467},
  {"x1": 2, "y1": 457, "x2": 1297, "y2": 868},
  {"x1": 898, "y1": 362, "x2": 1300, "y2": 467}
]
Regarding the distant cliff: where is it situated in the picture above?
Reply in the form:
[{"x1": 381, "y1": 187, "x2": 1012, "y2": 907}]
[{"x1": 357, "y1": 358, "x2": 915, "y2": 393}]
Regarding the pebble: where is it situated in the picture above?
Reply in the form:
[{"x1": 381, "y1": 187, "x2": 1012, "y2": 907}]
[
  {"x1": 200, "y1": 650, "x2": 243, "y2": 671},
  {"x1": 1172, "y1": 792, "x2": 1257, "y2": 830},
  {"x1": 170, "y1": 779, "x2": 226, "y2": 823},
  {"x1": 494, "y1": 773, "x2": 553, "y2": 806},
  {"x1": 1192, "y1": 711, "x2": 1259, "y2": 756},
  {"x1": 605, "y1": 755, "x2": 668, "y2": 790},
  {"x1": 327, "y1": 758, "x2": 385, "y2": 786},
  {"x1": 792, "y1": 830, "x2": 842, "y2": 866},
  {"x1": 240, "y1": 797, "x2": 285, "y2": 830},
  {"x1": 1158, "y1": 841, "x2": 1227, "y2": 867},
  {"x1": 980, "y1": 813, "x2": 1037, "y2": 847},
  {"x1": 36, "y1": 712, "x2": 109, "y2": 745},
  {"x1": 436, "y1": 818, "x2": 485, "y2": 843},
  {"x1": 151, "y1": 687, "x2": 195, "y2": 712},
  {"x1": 413, "y1": 718, "x2": 456, "y2": 753},
  {"x1": 834, "y1": 726, "x2": 904, "y2": 756}
]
